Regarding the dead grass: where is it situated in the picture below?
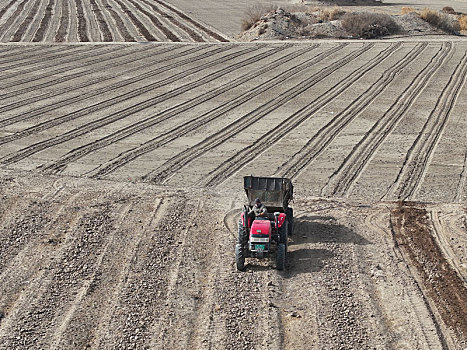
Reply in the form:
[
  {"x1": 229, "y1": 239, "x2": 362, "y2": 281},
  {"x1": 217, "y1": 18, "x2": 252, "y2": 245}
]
[
  {"x1": 241, "y1": 4, "x2": 277, "y2": 31},
  {"x1": 401, "y1": 7, "x2": 416, "y2": 15},
  {"x1": 318, "y1": 6, "x2": 345, "y2": 21},
  {"x1": 459, "y1": 14, "x2": 467, "y2": 31},
  {"x1": 341, "y1": 12, "x2": 399, "y2": 38},
  {"x1": 420, "y1": 8, "x2": 460, "y2": 33}
]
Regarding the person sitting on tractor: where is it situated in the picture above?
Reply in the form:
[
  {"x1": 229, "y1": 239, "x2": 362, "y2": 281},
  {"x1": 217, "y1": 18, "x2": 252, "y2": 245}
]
[{"x1": 249, "y1": 198, "x2": 268, "y2": 219}]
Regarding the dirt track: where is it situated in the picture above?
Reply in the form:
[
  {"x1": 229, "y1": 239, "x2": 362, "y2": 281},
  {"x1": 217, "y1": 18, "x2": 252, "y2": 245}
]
[{"x1": 1, "y1": 0, "x2": 467, "y2": 348}]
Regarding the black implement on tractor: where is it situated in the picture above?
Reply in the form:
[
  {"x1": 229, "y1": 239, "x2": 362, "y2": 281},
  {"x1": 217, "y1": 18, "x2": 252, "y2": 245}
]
[{"x1": 236, "y1": 176, "x2": 294, "y2": 271}]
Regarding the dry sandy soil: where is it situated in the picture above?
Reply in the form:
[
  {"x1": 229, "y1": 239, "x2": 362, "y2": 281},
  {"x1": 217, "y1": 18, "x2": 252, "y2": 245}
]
[{"x1": 0, "y1": 0, "x2": 466, "y2": 349}]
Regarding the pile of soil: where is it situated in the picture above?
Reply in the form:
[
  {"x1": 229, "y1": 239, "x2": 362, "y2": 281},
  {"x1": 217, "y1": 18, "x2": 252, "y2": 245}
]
[{"x1": 237, "y1": 7, "x2": 461, "y2": 41}]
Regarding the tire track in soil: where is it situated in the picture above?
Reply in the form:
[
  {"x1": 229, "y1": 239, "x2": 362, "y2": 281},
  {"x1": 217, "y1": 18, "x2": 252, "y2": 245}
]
[
  {"x1": 143, "y1": 43, "x2": 355, "y2": 184},
  {"x1": 32, "y1": 0, "x2": 55, "y2": 42},
  {"x1": 113, "y1": 0, "x2": 156, "y2": 41},
  {"x1": 125, "y1": 0, "x2": 180, "y2": 42},
  {"x1": 0, "y1": 45, "x2": 119, "y2": 95},
  {"x1": 0, "y1": 46, "x2": 264, "y2": 164},
  {"x1": 391, "y1": 203, "x2": 467, "y2": 349},
  {"x1": 47, "y1": 44, "x2": 306, "y2": 176},
  {"x1": 0, "y1": 44, "x2": 176, "y2": 110},
  {"x1": 74, "y1": 0, "x2": 89, "y2": 41},
  {"x1": 0, "y1": 44, "x2": 220, "y2": 129},
  {"x1": 0, "y1": 0, "x2": 29, "y2": 41},
  {"x1": 455, "y1": 150, "x2": 467, "y2": 203},
  {"x1": 199, "y1": 43, "x2": 396, "y2": 188},
  {"x1": 0, "y1": 45, "x2": 91, "y2": 78},
  {"x1": 0, "y1": 45, "x2": 42, "y2": 61},
  {"x1": 0, "y1": 44, "x2": 76, "y2": 70},
  {"x1": 86, "y1": 44, "x2": 316, "y2": 178},
  {"x1": 55, "y1": 0, "x2": 69, "y2": 42},
  {"x1": 429, "y1": 209, "x2": 466, "y2": 285},
  {"x1": 321, "y1": 42, "x2": 453, "y2": 198},
  {"x1": 0, "y1": 192, "x2": 118, "y2": 349},
  {"x1": 89, "y1": 197, "x2": 169, "y2": 349},
  {"x1": 384, "y1": 50, "x2": 467, "y2": 201},
  {"x1": 89, "y1": 0, "x2": 112, "y2": 41},
  {"x1": 100, "y1": 0, "x2": 135, "y2": 42},
  {"x1": 139, "y1": 0, "x2": 204, "y2": 42},
  {"x1": 153, "y1": 0, "x2": 229, "y2": 42},
  {"x1": 275, "y1": 42, "x2": 427, "y2": 180}
]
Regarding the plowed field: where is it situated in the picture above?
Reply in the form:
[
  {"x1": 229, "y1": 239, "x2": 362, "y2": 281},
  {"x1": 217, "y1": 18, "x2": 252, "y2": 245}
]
[{"x1": 0, "y1": 3, "x2": 466, "y2": 349}]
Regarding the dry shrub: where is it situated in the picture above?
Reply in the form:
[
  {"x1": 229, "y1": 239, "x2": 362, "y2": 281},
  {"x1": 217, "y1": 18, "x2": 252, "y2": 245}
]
[
  {"x1": 341, "y1": 12, "x2": 399, "y2": 38},
  {"x1": 441, "y1": 6, "x2": 456, "y2": 14},
  {"x1": 401, "y1": 7, "x2": 416, "y2": 15},
  {"x1": 241, "y1": 4, "x2": 277, "y2": 31},
  {"x1": 459, "y1": 15, "x2": 467, "y2": 31},
  {"x1": 420, "y1": 8, "x2": 460, "y2": 33},
  {"x1": 318, "y1": 6, "x2": 345, "y2": 21}
]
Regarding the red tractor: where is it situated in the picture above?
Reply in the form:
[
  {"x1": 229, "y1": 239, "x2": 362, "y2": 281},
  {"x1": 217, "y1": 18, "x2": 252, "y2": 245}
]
[{"x1": 235, "y1": 176, "x2": 293, "y2": 271}]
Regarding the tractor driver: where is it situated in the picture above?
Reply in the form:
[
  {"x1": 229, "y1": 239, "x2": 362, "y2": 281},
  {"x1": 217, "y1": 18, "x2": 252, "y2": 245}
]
[{"x1": 249, "y1": 198, "x2": 268, "y2": 219}]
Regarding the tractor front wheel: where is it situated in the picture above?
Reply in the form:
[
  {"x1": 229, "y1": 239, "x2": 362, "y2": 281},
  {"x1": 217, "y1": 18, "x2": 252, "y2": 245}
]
[
  {"x1": 276, "y1": 243, "x2": 286, "y2": 271},
  {"x1": 235, "y1": 243, "x2": 245, "y2": 271}
]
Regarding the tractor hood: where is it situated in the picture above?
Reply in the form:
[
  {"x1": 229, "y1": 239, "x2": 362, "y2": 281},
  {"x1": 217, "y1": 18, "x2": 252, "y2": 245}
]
[{"x1": 250, "y1": 220, "x2": 271, "y2": 236}]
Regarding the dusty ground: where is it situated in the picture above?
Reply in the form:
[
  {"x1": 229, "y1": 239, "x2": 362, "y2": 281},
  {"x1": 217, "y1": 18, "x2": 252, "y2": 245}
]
[
  {"x1": 0, "y1": 172, "x2": 465, "y2": 349},
  {"x1": 0, "y1": 0, "x2": 466, "y2": 349}
]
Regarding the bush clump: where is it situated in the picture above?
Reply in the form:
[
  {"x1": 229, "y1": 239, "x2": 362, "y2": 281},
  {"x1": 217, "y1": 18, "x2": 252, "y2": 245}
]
[
  {"x1": 459, "y1": 15, "x2": 467, "y2": 31},
  {"x1": 241, "y1": 4, "x2": 277, "y2": 31},
  {"x1": 341, "y1": 12, "x2": 399, "y2": 38},
  {"x1": 420, "y1": 8, "x2": 460, "y2": 33}
]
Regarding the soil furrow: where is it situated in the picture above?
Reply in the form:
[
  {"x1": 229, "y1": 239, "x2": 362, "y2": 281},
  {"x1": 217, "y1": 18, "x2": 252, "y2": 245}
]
[
  {"x1": 89, "y1": 197, "x2": 169, "y2": 349},
  {"x1": 11, "y1": 0, "x2": 42, "y2": 41},
  {"x1": 391, "y1": 203, "x2": 466, "y2": 348},
  {"x1": 100, "y1": 0, "x2": 135, "y2": 41},
  {"x1": 113, "y1": 0, "x2": 155, "y2": 41},
  {"x1": 87, "y1": 44, "x2": 316, "y2": 178},
  {"x1": 0, "y1": 0, "x2": 29, "y2": 41},
  {"x1": 0, "y1": 44, "x2": 49, "y2": 62},
  {"x1": 0, "y1": 45, "x2": 221, "y2": 129},
  {"x1": 0, "y1": 0, "x2": 20, "y2": 21},
  {"x1": 139, "y1": 0, "x2": 204, "y2": 42},
  {"x1": 54, "y1": 0, "x2": 69, "y2": 42},
  {"x1": 0, "y1": 46, "x2": 262, "y2": 163},
  {"x1": 143, "y1": 43, "x2": 357, "y2": 184},
  {"x1": 126, "y1": 0, "x2": 179, "y2": 42},
  {"x1": 275, "y1": 42, "x2": 427, "y2": 180},
  {"x1": 0, "y1": 44, "x2": 73, "y2": 69},
  {"x1": 0, "y1": 45, "x2": 174, "y2": 107},
  {"x1": 99, "y1": 199, "x2": 193, "y2": 348},
  {"x1": 45, "y1": 44, "x2": 303, "y2": 175},
  {"x1": 0, "y1": 196, "x2": 116, "y2": 348},
  {"x1": 32, "y1": 0, "x2": 55, "y2": 41},
  {"x1": 74, "y1": 0, "x2": 89, "y2": 41},
  {"x1": 200, "y1": 43, "x2": 399, "y2": 188},
  {"x1": 387, "y1": 50, "x2": 467, "y2": 201},
  {"x1": 321, "y1": 42, "x2": 453, "y2": 198},
  {"x1": 89, "y1": 0, "x2": 112, "y2": 41},
  {"x1": 153, "y1": 0, "x2": 229, "y2": 42}
]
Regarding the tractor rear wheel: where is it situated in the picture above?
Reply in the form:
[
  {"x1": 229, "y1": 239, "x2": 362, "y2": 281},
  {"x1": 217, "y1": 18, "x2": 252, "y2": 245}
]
[
  {"x1": 237, "y1": 220, "x2": 248, "y2": 247},
  {"x1": 276, "y1": 243, "x2": 286, "y2": 271},
  {"x1": 279, "y1": 223, "x2": 288, "y2": 253},
  {"x1": 286, "y1": 208, "x2": 294, "y2": 236},
  {"x1": 235, "y1": 243, "x2": 245, "y2": 271}
]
